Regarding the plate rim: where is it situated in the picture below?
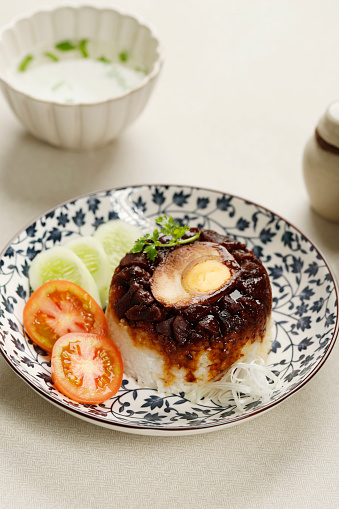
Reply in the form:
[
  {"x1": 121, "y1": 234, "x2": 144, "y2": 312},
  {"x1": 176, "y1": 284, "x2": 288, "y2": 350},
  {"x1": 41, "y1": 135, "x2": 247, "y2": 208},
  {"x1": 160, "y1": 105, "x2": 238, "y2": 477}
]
[{"x1": 1, "y1": 183, "x2": 338, "y2": 435}]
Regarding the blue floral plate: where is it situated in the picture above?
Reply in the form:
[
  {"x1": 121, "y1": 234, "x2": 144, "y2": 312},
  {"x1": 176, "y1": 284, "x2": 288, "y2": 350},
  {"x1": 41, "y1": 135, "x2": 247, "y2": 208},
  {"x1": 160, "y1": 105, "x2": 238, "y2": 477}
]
[{"x1": 0, "y1": 185, "x2": 338, "y2": 436}]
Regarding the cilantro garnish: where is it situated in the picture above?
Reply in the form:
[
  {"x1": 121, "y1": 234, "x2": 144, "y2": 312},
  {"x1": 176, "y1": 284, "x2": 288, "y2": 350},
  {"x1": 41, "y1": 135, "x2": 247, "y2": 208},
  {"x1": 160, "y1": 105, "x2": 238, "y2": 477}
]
[{"x1": 131, "y1": 216, "x2": 200, "y2": 261}]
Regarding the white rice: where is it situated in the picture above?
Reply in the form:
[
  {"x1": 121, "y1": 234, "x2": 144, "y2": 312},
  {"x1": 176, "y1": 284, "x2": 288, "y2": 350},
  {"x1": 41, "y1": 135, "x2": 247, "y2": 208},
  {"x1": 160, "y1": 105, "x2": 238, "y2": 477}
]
[{"x1": 106, "y1": 302, "x2": 274, "y2": 395}]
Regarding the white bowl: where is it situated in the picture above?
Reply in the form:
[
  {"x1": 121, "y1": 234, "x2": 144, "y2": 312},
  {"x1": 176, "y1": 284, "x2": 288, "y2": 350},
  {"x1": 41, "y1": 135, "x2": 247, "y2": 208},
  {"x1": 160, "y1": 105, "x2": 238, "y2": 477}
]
[{"x1": 0, "y1": 4, "x2": 164, "y2": 150}]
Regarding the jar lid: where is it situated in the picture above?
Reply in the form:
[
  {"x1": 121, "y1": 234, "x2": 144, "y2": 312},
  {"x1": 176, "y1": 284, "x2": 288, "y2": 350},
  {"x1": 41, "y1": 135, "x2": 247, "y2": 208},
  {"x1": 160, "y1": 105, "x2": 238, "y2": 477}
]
[{"x1": 317, "y1": 101, "x2": 339, "y2": 148}]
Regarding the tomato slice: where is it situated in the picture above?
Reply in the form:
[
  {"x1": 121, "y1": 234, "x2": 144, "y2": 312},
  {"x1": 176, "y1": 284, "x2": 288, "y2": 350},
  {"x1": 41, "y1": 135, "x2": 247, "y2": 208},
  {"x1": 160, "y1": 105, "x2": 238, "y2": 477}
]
[
  {"x1": 51, "y1": 332, "x2": 123, "y2": 404},
  {"x1": 23, "y1": 280, "x2": 107, "y2": 353}
]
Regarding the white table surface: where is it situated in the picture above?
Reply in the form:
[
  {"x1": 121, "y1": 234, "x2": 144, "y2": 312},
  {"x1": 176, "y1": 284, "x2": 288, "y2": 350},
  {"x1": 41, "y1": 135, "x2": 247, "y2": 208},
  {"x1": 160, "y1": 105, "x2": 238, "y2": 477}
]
[{"x1": 1, "y1": 1, "x2": 339, "y2": 508}]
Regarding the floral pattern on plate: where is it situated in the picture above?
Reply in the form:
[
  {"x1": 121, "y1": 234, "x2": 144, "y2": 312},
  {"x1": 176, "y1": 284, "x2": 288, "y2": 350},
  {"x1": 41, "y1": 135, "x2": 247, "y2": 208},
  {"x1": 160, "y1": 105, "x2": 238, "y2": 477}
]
[{"x1": 0, "y1": 185, "x2": 338, "y2": 435}]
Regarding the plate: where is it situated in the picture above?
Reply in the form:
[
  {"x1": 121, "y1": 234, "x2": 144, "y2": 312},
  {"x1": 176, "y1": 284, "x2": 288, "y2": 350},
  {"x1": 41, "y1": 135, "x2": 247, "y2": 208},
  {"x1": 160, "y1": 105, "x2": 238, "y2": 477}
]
[{"x1": 0, "y1": 185, "x2": 338, "y2": 436}]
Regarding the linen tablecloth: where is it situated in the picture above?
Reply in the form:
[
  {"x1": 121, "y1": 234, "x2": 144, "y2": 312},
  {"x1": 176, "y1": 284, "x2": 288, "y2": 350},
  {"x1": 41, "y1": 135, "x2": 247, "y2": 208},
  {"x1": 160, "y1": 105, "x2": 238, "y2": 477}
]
[{"x1": 1, "y1": 1, "x2": 338, "y2": 507}]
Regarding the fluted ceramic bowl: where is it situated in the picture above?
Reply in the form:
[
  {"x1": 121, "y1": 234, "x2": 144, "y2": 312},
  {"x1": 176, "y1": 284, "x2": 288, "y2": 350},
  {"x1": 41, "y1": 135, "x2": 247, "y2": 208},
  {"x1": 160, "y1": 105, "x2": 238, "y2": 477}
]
[{"x1": 0, "y1": 4, "x2": 163, "y2": 150}]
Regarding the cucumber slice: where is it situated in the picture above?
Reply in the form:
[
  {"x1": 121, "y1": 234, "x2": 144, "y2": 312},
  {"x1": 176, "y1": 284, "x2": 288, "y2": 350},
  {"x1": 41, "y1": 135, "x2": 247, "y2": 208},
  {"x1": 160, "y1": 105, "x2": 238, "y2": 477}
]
[
  {"x1": 93, "y1": 220, "x2": 143, "y2": 272},
  {"x1": 66, "y1": 236, "x2": 111, "y2": 308},
  {"x1": 28, "y1": 246, "x2": 101, "y2": 305}
]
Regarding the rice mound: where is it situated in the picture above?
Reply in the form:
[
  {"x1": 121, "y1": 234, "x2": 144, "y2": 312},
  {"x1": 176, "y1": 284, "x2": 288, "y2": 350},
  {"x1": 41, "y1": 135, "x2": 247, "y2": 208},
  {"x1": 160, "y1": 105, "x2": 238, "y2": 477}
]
[
  {"x1": 105, "y1": 227, "x2": 273, "y2": 395},
  {"x1": 106, "y1": 307, "x2": 273, "y2": 395}
]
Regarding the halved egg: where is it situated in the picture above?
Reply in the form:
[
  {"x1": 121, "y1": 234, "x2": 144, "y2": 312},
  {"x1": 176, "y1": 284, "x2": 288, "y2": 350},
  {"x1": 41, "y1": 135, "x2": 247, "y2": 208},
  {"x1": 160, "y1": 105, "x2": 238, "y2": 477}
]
[{"x1": 150, "y1": 242, "x2": 240, "y2": 308}]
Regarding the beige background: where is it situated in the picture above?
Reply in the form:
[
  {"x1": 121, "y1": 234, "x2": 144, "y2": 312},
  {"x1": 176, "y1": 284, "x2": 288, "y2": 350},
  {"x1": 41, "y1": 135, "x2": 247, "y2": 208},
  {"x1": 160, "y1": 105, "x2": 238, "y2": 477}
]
[{"x1": 1, "y1": 1, "x2": 339, "y2": 508}]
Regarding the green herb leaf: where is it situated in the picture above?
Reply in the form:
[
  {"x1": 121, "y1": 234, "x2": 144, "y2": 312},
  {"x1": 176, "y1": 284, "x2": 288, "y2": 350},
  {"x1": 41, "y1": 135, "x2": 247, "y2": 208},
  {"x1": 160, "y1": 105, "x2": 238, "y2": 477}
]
[
  {"x1": 156, "y1": 216, "x2": 190, "y2": 241},
  {"x1": 44, "y1": 52, "x2": 59, "y2": 62},
  {"x1": 131, "y1": 237, "x2": 148, "y2": 254},
  {"x1": 135, "y1": 65, "x2": 147, "y2": 74},
  {"x1": 130, "y1": 216, "x2": 200, "y2": 260},
  {"x1": 79, "y1": 39, "x2": 88, "y2": 58},
  {"x1": 144, "y1": 243, "x2": 158, "y2": 261},
  {"x1": 98, "y1": 56, "x2": 111, "y2": 64},
  {"x1": 119, "y1": 51, "x2": 129, "y2": 62},
  {"x1": 55, "y1": 40, "x2": 77, "y2": 51},
  {"x1": 18, "y1": 55, "x2": 33, "y2": 72},
  {"x1": 153, "y1": 228, "x2": 160, "y2": 241}
]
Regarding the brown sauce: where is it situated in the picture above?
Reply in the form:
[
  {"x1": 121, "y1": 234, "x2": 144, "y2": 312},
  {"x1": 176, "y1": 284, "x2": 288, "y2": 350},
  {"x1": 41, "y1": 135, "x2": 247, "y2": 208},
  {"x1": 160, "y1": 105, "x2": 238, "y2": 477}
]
[{"x1": 107, "y1": 229, "x2": 272, "y2": 383}]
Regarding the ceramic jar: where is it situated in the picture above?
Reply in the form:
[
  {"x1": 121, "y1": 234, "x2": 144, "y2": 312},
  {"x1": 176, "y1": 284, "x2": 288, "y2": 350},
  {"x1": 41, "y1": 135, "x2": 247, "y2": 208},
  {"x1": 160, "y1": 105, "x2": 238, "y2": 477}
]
[{"x1": 303, "y1": 101, "x2": 339, "y2": 222}]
